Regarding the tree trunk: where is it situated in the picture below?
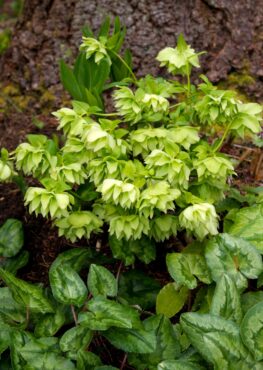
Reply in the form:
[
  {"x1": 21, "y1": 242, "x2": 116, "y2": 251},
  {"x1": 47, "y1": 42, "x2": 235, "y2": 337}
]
[{"x1": 1, "y1": 0, "x2": 262, "y2": 103}]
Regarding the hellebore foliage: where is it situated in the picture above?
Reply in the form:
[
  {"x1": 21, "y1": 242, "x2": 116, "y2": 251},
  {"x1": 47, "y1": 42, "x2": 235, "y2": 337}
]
[{"x1": 0, "y1": 17, "x2": 262, "y2": 369}]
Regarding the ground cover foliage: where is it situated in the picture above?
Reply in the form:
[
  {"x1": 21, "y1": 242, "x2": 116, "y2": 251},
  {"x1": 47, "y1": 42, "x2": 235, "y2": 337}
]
[{"x1": 0, "y1": 17, "x2": 262, "y2": 369}]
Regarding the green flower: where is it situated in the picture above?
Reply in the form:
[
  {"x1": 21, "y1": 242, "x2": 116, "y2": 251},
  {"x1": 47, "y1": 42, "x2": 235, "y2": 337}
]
[
  {"x1": 156, "y1": 34, "x2": 200, "y2": 75},
  {"x1": 195, "y1": 89, "x2": 238, "y2": 125},
  {"x1": 150, "y1": 215, "x2": 178, "y2": 241},
  {"x1": 138, "y1": 181, "x2": 181, "y2": 218},
  {"x1": 113, "y1": 87, "x2": 142, "y2": 124},
  {"x1": 62, "y1": 137, "x2": 93, "y2": 164},
  {"x1": 179, "y1": 203, "x2": 219, "y2": 240},
  {"x1": 25, "y1": 187, "x2": 74, "y2": 218},
  {"x1": 109, "y1": 214, "x2": 150, "y2": 240},
  {"x1": 79, "y1": 36, "x2": 110, "y2": 64},
  {"x1": 231, "y1": 102, "x2": 262, "y2": 138},
  {"x1": 99, "y1": 179, "x2": 140, "y2": 209},
  {"x1": 0, "y1": 159, "x2": 13, "y2": 182},
  {"x1": 53, "y1": 107, "x2": 91, "y2": 137},
  {"x1": 55, "y1": 211, "x2": 103, "y2": 242},
  {"x1": 194, "y1": 155, "x2": 234, "y2": 183},
  {"x1": 50, "y1": 162, "x2": 87, "y2": 185},
  {"x1": 15, "y1": 135, "x2": 56, "y2": 176},
  {"x1": 142, "y1": 93, "x2": 169, "y2": 113},
  {"x1": 168, "y1": 126, "x2": 200, "y2": 150},
  {"x1": 145, "y1": 150, "x2": 190, "y2": 188},
  {"x1": 82, "y1": 123, "x2": 116, "y2": 153}
]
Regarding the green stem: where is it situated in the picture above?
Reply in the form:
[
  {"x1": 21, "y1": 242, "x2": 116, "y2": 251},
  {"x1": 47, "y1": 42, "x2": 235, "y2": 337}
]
[
  {"x1": 186, "y1": 63, "x2": 191, "y2": 98},
  {"x1": 92, "y1": 112, "x2": 119, "y2": 117},
  {"x1": 108, "y1": 49, "x2": 137, "y2": 83},
  {"x1": 213, "y1": 121, "x2": 232, "y2": 152}
]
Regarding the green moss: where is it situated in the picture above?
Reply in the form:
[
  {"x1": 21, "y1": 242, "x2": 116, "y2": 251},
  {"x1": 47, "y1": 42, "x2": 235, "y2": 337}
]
[{"x1": 0, "y1": 29, "x2": 11, "y2": 54}]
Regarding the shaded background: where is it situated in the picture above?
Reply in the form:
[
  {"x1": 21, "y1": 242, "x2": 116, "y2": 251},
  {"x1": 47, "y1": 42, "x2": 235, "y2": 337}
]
[{"x1": 0, "y1": 0, "x2": 263, "y2": 111}]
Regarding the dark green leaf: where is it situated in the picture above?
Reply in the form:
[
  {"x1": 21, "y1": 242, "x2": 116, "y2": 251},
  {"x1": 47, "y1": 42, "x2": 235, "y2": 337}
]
[
  {"x1": 224, "y1": 204, "x2": 263, "y2": 253},
  {"x1": 87, "y1": 264, "x2": 117, "y2": 297},
  {"x1": 0, "y1": 251, "x2": 29, "y2": 275},
  {"x1": 158, "y1": 360, "x2": 206, "y2": 370},
  {"x1": 210, "y1": 274, "x2": 243, "y2": 324},
  {"x1": 60, "y1": 326, "x2": 92, "y2": 359},
  {"x1": 205, "y1": 234, "x2": 263, "y2": 290},
  {"x1": 118, "y1": 270, "x2": 160, "y2": 310},
  {"x1": 76, "y1": 350, "x2": 102, "y2": 370},
  {"x1": 240, "y1": 301, "x2": 263, "y2": 361},
  {"x1": 0, "y1": 219, "x2": 23, "y2": 257},
  {"x1": 180, "y1": 313, "x2": 252, "y2": 368},
  {"x1": 156, "y1": 283, "x2": 188, "y2": 318},
  {"x1": 0, "y1": 268, "x2": 54, "y2": 314},
  {"x1": 78, "y1": 296, "x2": 140, "y2": 330},
  {"x1": 0, "y1": 287, "x2": 26, "y2": 323},
  {"x1": 34, "y1": 309, "x2": 66, "y2": 337},
  {"x1": 60, "y1": 60, "x2": 87, "y2": 102},
  {"x1": 49, "y1": 264, "x2": 88, "y2": 307},
  {"x1": 241, "y1": 291, "x2": 263, "y2": 314},
  {"x1": 103, "y1": 326, "x2": 156, "y2": 354},
  {"x1": 166, "y1": 242, "x2": 211, "y2": 289}
]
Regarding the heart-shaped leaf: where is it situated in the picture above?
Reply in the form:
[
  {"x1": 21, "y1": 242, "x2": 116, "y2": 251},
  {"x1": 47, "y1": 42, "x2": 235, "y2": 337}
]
[{"x1": 88, "y1": 264, "x2": 117, "y2": 297}]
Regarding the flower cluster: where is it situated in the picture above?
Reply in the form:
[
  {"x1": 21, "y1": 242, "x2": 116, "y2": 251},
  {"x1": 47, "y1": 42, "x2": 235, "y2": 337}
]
[{"x1": 179, "y1": 203, "x2": 219, "y2": 240}]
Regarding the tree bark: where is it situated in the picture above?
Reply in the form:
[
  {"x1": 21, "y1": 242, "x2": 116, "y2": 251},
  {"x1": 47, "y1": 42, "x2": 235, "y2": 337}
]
[{"x1": 1, "y1": 0, "x2": 262, "y2": 103}]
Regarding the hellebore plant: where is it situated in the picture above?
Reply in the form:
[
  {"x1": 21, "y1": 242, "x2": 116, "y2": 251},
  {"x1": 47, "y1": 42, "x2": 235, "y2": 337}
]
[
  {"x1": 2, "y1": 26, "x2": 262, "y2": 247},
  {"x1": 0, "y1": 18, "x2": 263, "y2": 370}
]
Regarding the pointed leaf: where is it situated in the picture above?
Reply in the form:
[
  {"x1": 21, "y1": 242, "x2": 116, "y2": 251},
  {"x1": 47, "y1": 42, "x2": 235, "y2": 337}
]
[
  {"x1": 180, "y1": 313, "x2": 251, "y2": 368},
  {"x1": 156, "y1": 283, "x2": 188, "y2": 318},
  {"x1": 103, "y1": 326, "x2": 156, "y2": 354},
  {"x1": 0, "y1": 268, "x2": 54, "y2": 314},
  {"x1": 34, "y1": 309, "x2": 66, "y2": 337},
  {"x1": 205, "y1": 234, "x2": 263, "y2": 290},
  {"x1": 88, "y1": 264, "x2": 117, "y2": 297},
  {"x1": 210, "y1": 274, "x2": 243, "y2": 324},
  {"x1": 240, "y1": 301, "x2": 263, "y2": 361},
  {"x1": 78, "y1": 296, "x2": 140, "y2": 330},
  {"x1": 49, "y1": 264, "x2": 88, "y2": 307},
  {"x1": 0, "y1": 219, "x2": 24, "y2": 257}
]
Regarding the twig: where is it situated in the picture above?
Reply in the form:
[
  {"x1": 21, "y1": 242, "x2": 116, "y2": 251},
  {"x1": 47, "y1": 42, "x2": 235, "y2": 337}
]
[
  {"x1": 71, "y1": 304, "x2": 78, "y2": 326},
  {"x1": 120, "y1": 353, "x2": 127, "y2": 370},
  {"x1": 116, "y1": 261, "x2": 123, "y2": 283}
]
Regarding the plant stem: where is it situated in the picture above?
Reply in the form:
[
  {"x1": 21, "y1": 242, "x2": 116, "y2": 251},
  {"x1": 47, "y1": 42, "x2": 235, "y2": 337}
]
[
  {"x1": 213, "y1": 121, "x2": 232, "y2": 152},
  {"x1": 92, "y1": 112, "x2": 119, "y2": 117},
  {"x1": 186, "y1": 62, "x2": 191, "y2": 98},
  {"x1": 25, "y1": 306, "x2": 30, "y2": 328},
  {"x1": 109, "y1": 49, "x2": 137, "y2": 83},
  {"x1": 120, "y1": 353, "x2": 127, "y2": 370},
  {"x1": 116, "y1": 261, "x2": 123, "y2": 284},
  {"x1": 71, "y1": 304, "x2": 78, "y2": 326}
]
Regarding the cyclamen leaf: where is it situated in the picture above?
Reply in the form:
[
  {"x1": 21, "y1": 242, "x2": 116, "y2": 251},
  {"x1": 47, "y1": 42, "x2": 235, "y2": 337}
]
[
  {"x1": 118, "y1": 270, "x2": 160, "y2": 310},
  {"x1": 87, "y1": 264, "x2": 117, "y2": 297},
  {"x1": 50, "y1": 248, "x2": 93, "y2": 272},
  {"x1": 156, "y1": 283, "x2": 188, "y2": 318},
  {"x1": 158, "y1": 360, "x2": 206, "y2": 370},
  {"x1": 0, "y1": 219, "x2": 24, "y2": 257},
  {"x1": 0, "y1": 321, "x2": 12, "y2": 355},
  {"x1": 34, "y1": 309, "x2": 66, "y2": 337},
  {"x1": 225, "y1": 204, "x2": 263, "y2": 253},
  {"x1": 0, "y1": 268, "x2": 54, "y2": 314},
  {"x1": 210, "y1": 274, "x2": 243, "y2": 324},
  {"x1": 129, "y1": 315, "x2": 180, "y2": 369},
  {"x1": 103, "y1": 326, "x2": 156, "y2": 354},
  {"x1": 76, "y1": 350, "x2": 102, "y2": 369},
  {"x1": 180, "y1": 313, "x2": 252, "y2": 369},
  {"x1": 240, "y1": 302, "x2": 263, "y2": 361},
  {"x1": 78, "y1": 296, "x2": 141, "y2": 330},
  {"x1": 0, "y1": 287, "x2": 26, "y2": 323},
  {"x1": 49, "y1": 264, "x2": 88, "y2": 307},
  {"x1": 205, "y1": 234, "x2": 263, "y2": 290},
  {"x1": 60, "y1": 326, "x2": 93, "y2": 356},
  {"x1": 241, "y1": 291, "x2": 263, "y2": 314},
  {"x1": 10, "y1": 331, "x2": 76, "y2": 370},
  {"x1": 166, "y1": 243, "x2": 211, "y2": 289},
  {"x1": 0, "y1": 250, "x2": 29, "y2": 275}
]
